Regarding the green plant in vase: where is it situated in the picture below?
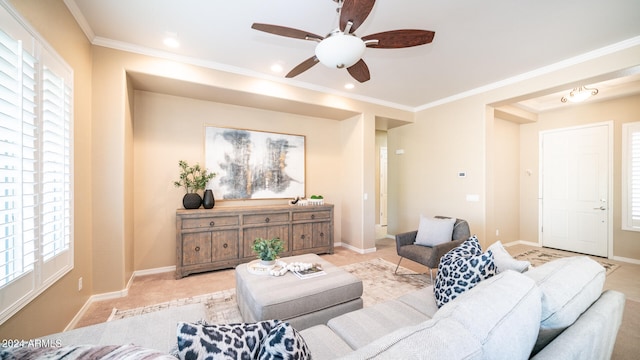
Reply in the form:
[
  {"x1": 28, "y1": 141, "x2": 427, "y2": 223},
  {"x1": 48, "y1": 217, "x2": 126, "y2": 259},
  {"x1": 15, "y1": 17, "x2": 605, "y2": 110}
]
[
  {"x1": 252, "y1": 237, "x2": 284, "y2": 265},
  {"x1": 173, "y1": 160, "x2": 216, "y2": 209}
]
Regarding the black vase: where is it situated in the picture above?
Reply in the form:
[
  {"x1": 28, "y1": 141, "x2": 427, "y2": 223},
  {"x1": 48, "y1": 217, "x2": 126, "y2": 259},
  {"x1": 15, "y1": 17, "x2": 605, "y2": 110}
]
[
  {"x1": 203, "y1": 189, "x2": 215, "y2": 209},
  {"x1": 182, "y1": 193, "x2": 202, "y2": 209}
]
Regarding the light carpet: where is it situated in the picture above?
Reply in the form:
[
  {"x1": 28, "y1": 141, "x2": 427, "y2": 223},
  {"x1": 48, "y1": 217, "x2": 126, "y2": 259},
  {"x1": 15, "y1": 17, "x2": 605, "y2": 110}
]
[
  {"x1": 108, "y1": 258, "x2": 430, "y2": 322},
  {"x1": 514, "y1": 248, "x2": 620, "y2": 275},
  {"x1": 612, "y1": 299, "x2": 640, "y2": 360}
]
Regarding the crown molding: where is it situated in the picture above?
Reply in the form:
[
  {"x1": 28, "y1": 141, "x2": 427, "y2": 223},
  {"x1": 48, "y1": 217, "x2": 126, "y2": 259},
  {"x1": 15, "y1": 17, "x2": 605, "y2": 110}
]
[
  {"x1": 415, "y1": 35, "x2": 640, "y2": 112},
  {"x1": 63, "y1": 0, "x2": 95, "y2": 42}
]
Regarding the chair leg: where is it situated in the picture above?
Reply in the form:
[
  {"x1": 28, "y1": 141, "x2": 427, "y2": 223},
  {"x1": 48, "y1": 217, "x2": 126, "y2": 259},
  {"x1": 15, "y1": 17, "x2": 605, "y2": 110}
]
[
  {"x1": 394, "y1": 257, "x2": 433, "y2": 283},
  {"x1": 394, "y1": 257, "x2": 403, "y2": 274}
]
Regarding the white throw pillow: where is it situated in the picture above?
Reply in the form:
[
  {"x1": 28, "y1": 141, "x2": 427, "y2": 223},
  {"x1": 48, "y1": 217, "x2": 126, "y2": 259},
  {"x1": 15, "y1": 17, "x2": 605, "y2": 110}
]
[
  {"x1": 487, "y1": 241, "x2": 530, "y2": 273},
  {"x1": 414, "y1": 216, "x2": 456, "y2": 247}
]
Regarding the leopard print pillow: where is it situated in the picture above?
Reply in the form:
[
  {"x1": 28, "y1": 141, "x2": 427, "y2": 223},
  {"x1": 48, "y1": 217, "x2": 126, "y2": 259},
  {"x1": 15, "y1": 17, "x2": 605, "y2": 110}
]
[
  {"x1": 176, "y1": 320, "x2": 281, "y2": 360},
  {"x1": 258, "y1": 322, "x2": 311, "y2": 360},
  {"x1": 434, "y1": 236, "x2": 496, "y2": 308}
]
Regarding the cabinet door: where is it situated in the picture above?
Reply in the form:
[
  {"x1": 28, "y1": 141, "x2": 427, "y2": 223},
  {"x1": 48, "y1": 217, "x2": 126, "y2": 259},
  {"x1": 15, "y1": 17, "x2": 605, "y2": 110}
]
[
  {"x1": 292, "y1": 223, "x2": 313, "y2": 250},
  {"x1": 243, "y1": 225, "x2": 290, "y2": 258},
  {"x1": 212, "y1": 229, "x2": 239, "y2": 261},
  {"x1": 182, "y1": 232, "x2": 212, "y2": 266},
  {"x1": 313, "y1": 222, "x2": 331, "y2": 247}
]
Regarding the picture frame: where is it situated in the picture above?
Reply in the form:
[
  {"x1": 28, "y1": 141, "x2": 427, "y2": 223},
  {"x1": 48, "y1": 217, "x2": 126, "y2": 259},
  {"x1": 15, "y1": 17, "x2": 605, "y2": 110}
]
[{"x1": 205, "y1": 126, "x2": 305, "y2": 200}]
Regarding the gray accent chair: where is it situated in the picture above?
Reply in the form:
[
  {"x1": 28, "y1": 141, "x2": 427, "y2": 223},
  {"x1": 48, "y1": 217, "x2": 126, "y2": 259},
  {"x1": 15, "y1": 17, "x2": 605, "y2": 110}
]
[{"x1": 394, "y1": 216, "x2": 471, "y2": 282}]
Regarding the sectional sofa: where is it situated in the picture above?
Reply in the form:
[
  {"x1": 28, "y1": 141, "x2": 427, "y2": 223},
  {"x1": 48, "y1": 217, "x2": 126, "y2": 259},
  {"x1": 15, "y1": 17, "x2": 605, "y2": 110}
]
[
  {"x1": 300, "y1": 255, "x2": 625, "y2": 359},
  {"x1": 4, "y1": 255, "x2": 624, "y2": 359}
]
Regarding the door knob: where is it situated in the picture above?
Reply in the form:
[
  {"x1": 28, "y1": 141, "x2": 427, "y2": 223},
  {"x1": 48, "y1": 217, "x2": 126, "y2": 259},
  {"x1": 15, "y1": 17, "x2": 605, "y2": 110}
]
[{"x1": 593, "y1": 206, "x2": 606, "y2": 210}]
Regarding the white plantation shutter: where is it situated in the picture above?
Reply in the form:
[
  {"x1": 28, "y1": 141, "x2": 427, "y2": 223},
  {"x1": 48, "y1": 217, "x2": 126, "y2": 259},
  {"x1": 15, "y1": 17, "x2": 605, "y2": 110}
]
[
  {"x1": 0, "y1": 2, "x2": 73, "y2": 324},
  {"x1": 623, "y1": 122, "x2": 640, "y2": 231}
]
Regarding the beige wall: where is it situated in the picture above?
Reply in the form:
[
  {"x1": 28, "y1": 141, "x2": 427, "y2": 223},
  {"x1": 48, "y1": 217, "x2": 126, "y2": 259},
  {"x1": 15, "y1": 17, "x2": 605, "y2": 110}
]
[
  {"x1": 132, "y1": 91, "x2": 346, "y2": 270},
  {"x1": 375, "y1": 131, "x2": 388, "y2": 226},
  {"x1": 4, "y1": 0, "x2": 640, "y2": 340},
  {"x1": 519, "y1": 94, "x2": 640, "y2": 259},
  {"x1": 388, "y1": 98, "x2": 488, "y2": 245},
  {"x1": 389, "y1": 43, "x2": 640, "y2": 252},
  {"x1": 1, "y1": 0, "x2": 93, "y2": 339},
  {"x1": 91, "y1": 46, "x2": 406, "y2": 291},
  {"x1": 490, "y1": 117, "x2": 521, "y2": 244}
]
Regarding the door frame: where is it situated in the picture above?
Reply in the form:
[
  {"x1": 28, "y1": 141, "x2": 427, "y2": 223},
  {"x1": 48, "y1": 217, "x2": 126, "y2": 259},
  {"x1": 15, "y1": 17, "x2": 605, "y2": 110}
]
[{"x1": 538, "y1": 121, "x2": 614, "y2": 258}]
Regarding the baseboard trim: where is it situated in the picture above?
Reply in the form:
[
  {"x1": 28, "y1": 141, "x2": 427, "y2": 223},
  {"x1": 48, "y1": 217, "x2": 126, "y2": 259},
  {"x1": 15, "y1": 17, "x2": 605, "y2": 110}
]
[
  {"x1": 612, "y1": 255, "x2": 640, "y2": 265},
  {"x1": 133, "y1": 265, "x2": 176, "y2": 277},
  {"x1": 502, "y1": 240, "x2": 541, "y2": 247},
  {"x1": 338, "y1": 242, "x2": 377, "y2": 254},
  {"x1": 64, "y1": 265, "x2": 177, "y2": 331}
]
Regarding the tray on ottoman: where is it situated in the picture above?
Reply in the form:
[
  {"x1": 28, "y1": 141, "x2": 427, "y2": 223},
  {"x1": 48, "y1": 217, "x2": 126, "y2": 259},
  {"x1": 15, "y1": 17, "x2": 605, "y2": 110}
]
[{"x1": 236, "y1": 254, "x2": 363, "y2": 330}]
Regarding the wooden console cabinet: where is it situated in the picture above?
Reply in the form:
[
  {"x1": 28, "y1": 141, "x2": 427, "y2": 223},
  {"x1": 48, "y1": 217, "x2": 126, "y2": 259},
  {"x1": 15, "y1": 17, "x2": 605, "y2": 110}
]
[{"x1": 175, "y1": 204, "x2": 334, "y2": 278}]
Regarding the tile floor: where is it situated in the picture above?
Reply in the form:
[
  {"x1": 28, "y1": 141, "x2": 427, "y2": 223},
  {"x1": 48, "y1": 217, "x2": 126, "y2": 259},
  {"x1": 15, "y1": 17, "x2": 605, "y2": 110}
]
[{"x1": 75, "y1": 229, "x2": 640, "y2": 329}]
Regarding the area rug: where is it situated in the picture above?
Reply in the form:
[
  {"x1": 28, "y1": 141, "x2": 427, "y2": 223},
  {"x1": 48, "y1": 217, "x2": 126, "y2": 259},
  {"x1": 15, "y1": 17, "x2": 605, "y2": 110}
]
[
  {"x1": 108, "y1": 258, "x2": 430, "y2": 322},
  {"x1": 514, "y1": 248, "x2": 620, "y2": 275}
]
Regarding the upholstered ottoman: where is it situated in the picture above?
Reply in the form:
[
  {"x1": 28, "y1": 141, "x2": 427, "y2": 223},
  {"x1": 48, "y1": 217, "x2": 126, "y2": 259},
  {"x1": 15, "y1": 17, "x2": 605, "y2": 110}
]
[{"x1": 236, "y1": 254, "x2": 363, "y2": 330}]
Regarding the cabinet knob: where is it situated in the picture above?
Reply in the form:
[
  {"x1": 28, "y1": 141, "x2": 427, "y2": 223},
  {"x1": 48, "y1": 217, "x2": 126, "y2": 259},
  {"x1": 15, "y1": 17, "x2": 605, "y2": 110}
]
[
  {"x1": 265, "y1": 217, "x2": 270, "y2": 223},
  {"x1": 209, "y1": 221, "x2": 215, "y2": 227},
  {"x1": 311, "y1": 214, "x2": 315, "y2": 219},
  {"x1": 300, "y1": 234, "x2": 305, "y2": 240},
  {"x1": 223, "y1": 243, "x2": 228, "y2": 248},
  {"x1": 195, "y1": 246, "x2": 200, "y2": 252},
  {"x1": 320, "y1": 232, "x2": 324, "y2": 237}
]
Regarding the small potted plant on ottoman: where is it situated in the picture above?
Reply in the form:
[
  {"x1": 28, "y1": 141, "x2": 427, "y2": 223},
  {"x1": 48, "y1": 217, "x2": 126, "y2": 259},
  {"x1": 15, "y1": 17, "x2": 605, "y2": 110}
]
[{"x1": 252, "y1": 237, "x2": 284, "y2": 266}]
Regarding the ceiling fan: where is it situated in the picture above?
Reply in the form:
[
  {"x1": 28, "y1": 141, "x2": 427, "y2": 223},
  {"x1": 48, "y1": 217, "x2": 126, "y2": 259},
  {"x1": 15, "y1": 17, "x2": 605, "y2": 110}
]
[{"x1": 251, "y1": 0, "x2": 435, "y2": 83}]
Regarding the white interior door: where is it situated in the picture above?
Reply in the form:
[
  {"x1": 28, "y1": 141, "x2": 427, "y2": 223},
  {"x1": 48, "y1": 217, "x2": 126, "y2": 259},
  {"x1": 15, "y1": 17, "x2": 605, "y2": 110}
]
[
  {"x1": 540, "y1": 123, "x2": 610, "y2": 257},
  {"x1": 379, "y1": 147, "x2": 388, "y2": 226}
]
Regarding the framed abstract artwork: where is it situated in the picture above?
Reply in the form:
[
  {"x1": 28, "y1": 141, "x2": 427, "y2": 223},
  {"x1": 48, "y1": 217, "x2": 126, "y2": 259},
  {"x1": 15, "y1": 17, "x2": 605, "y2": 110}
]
[{"x1": 205, "y1": 126, "x2": 305, "y2": 200}]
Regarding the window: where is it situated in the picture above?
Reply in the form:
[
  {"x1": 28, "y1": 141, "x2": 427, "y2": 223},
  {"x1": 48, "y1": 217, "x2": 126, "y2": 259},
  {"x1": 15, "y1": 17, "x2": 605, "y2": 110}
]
[
  {"x1": 623, "y1": 121, "x2": 640, "y2": 231},
  {"x1": 0, "y1": 3, "x2": 73, "y2": 324}
]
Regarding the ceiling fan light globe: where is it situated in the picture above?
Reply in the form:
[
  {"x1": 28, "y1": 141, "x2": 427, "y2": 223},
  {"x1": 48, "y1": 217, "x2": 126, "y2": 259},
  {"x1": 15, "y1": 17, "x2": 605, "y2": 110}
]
[{"x1": 315, "y1": 34, "x2": 365, "y2": 69}]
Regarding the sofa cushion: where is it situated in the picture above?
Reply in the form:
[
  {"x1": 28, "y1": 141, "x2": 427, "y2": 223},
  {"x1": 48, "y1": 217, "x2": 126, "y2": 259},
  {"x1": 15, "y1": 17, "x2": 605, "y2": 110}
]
[
  {"x1": 176, "y1": 320, "x2": 280, "y2": 360},
  {"x1": 487, "y1": 240, "x2": 530, "y2": 273},
  {"x1": 396, "y1": 286, "x2": 439, "y2": 318},
  {"x1": 258, "y1": 322, "x2": 311, "y2": 360},
  {"x1": 299, "y1": 325, "x2": 353, "y2": 360},
  {"x1": 414, "y1": 215, "x2": 456, "y2": 246},
  {"x1": 341, "y1": 271, "x2": 541, "y2": 360},
  {"x1": 337, "y1": 317, "x2": 482, "y2": 360},
  {"x1": 434, "y1": 236, "x2": 496, "y2": 308},
  {"x1": 524, "y1": 256, "x2": 606, "y2": 355},
  {"x1": 433, "y1": 271, "x2": 542, "y2": 359},
  {"x1": 327, "y1": 300, "x2": 430, "y2": 349}
]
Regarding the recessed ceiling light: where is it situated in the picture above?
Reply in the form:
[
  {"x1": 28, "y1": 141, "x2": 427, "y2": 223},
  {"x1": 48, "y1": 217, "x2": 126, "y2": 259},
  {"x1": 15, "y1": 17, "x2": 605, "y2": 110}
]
[
  {"x1": 163, "y1": 37, "x2": 180, "y2": 48},
  {"x1": 270, "y1": 63, "x2": 284, "y2": 73},
  {"x1": 344, "y1": 83, "x2": 355, "y2": 90},
  {"x1": 163, "y1": 32, "x2": 180, "y2": 48}
]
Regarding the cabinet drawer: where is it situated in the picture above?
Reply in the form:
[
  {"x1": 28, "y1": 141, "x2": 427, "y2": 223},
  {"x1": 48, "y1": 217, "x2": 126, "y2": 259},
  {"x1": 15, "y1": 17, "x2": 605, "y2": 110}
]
[
  {"x1": 243, "y1": 212, "x2": 289, "y2": 225},
  {"x1": 182, "y1": 216, "x2": 239, "y2": 229},
  {"x1": 292, "y1": 210, "x2": 331, "y2": 221}
]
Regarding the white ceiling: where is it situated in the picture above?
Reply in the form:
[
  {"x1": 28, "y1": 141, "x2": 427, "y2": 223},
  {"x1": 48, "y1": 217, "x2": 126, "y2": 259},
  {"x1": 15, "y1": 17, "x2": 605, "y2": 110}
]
[{"x1": 65, "y1": 0, "x2": 640, "y2": 110}]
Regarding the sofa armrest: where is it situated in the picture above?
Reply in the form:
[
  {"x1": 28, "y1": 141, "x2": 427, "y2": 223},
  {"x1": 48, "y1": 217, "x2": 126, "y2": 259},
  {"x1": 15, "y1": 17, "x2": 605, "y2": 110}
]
[
  {"x1": 531, "y1": 290, "x2": 625, "y2": 360},
  {"x1": 430, "y1": 239, "x2": 465, "y2": 262}
]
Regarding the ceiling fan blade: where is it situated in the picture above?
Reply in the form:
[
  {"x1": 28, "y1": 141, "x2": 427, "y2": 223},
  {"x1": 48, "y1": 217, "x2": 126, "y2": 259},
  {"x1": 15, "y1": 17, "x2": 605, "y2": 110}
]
[
  {"x1": 286, "y1": 56, "x2": 319, "y2": 78},
  {"x1": 362, "y1": 30, "x2": 435, "y2": 48},
  {"x1": 251, "y1": 23, "x2": 324, "y2": 41},
  {"x1": 340, "y1": 0, "x2": 376, "y2": 33},
  {"x1": 347, "y1": 59, "x2": 370, "y2": 83}
]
